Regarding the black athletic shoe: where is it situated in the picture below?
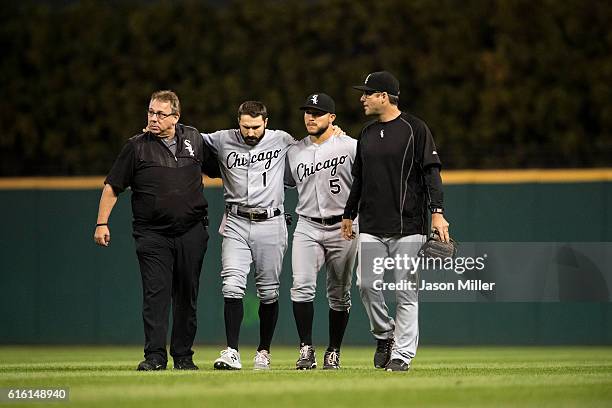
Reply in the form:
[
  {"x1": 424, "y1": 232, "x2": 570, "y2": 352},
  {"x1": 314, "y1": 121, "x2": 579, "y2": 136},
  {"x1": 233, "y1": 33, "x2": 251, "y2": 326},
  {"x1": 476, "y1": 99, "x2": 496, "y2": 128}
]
[
  {"x1": 296, "y1": 344, "x2": 317, "y2": 370},
  {"x1": 174, "y1": 358, "x2": 199, "y2": 370},
  {"x1": 323, "y1": 348, "x2": 340, "y2": 370},
  {"x1": 385, "y1": 358, "x2": 410, "y2": 372},
  {"x1": 374, "y1": 338, "x2": 394, "y2": 368},
  {"x1": 137, "y1": 359, "x2": 167, "y2": 371}
]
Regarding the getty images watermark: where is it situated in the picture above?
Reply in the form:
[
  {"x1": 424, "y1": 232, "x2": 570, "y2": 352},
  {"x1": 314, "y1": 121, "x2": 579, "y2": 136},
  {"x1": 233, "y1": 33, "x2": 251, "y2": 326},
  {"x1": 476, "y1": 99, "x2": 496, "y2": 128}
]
[
  {"x1": 370, "y1": 253, "x2": 495, "y2": 292},
  {"x1": 361, "y1": 242, "x2": 612, "y2": 302}
]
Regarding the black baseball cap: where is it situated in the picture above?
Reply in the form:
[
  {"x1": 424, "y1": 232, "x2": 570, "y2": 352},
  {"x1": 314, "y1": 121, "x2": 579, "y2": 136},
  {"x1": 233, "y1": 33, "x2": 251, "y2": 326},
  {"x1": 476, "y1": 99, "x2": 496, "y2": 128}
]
[
  {"x1": 299, "y1": 93, "x2": 335, "y2": 114},
  {"x1": 352, "y1": 71, "x2": 400, "y2": 97}
]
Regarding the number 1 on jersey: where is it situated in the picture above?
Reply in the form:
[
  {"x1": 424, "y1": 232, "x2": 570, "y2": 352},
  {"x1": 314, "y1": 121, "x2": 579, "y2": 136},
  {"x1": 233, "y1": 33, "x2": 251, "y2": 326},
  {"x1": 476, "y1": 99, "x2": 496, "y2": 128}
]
[{"x1": 262, "y1": 171, "x2": 267, "y2": 187}]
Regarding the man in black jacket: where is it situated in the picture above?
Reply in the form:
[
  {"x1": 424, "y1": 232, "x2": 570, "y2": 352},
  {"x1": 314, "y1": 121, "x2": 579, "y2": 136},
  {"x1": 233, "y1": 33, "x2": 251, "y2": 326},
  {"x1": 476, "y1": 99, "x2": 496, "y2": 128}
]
[
  {"x1": 341, "y1": 71, "x2": 450, "y2": 372},
  {"x1": 94, "y1": 90, "x2": 220, "y2": 371}
]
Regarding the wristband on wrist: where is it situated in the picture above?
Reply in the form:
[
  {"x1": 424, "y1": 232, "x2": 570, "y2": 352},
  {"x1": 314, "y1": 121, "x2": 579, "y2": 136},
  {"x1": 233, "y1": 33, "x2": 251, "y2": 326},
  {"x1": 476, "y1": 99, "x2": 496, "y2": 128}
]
[
  {"x1": 96, "y1": 223, "x2": 108, "y2": 227},
  {"x1": 430, "y1": 208, "x2": 444, "y2": 215}
]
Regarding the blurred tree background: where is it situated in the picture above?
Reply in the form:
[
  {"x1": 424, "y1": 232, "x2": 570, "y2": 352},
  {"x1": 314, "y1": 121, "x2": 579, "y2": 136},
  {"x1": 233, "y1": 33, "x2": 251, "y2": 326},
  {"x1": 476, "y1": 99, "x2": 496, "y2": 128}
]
[{"x1": 0, "y1": 0, "x2": 610, "y2": 175}]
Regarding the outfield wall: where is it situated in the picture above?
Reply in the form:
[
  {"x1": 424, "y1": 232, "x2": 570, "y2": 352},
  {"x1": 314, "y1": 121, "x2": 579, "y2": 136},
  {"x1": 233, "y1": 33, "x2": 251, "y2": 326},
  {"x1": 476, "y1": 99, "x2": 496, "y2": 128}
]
[{"x1": 1, "y1": 171, "x2": 611, "y2": 345}]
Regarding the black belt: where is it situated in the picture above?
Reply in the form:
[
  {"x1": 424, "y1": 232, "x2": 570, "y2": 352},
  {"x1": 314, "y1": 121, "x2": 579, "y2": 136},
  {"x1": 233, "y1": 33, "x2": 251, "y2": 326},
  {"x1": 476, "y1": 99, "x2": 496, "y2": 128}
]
[
  {"x1": 233, "y1": 208, "x2": 282, "y2": 221},
  {"x1": 304, "y1": 215, "x2": 344, "y2": 226}
]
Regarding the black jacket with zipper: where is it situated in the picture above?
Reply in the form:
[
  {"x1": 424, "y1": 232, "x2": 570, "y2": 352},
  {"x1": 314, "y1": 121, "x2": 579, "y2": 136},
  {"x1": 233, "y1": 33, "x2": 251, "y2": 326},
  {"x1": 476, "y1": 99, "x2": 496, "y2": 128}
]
[{"x1": 105, "y1": 123, "x2": 220, "y2": 236}]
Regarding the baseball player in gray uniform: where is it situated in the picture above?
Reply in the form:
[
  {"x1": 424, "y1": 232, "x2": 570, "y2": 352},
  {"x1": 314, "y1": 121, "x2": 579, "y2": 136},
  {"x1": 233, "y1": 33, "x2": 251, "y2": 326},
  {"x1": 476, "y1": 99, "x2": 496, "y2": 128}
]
[
  {"x1": 285, "y1": 93, "x2": 358, "y2": 370},
  {"x1": 201, "y1": 101, "x2": 296, "y2": 370}
]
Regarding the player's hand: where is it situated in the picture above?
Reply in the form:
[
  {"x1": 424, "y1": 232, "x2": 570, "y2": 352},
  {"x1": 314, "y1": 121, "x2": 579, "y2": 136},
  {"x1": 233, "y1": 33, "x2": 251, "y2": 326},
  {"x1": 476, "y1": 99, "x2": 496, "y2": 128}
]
[
  {"x1": 431, "y1": 213, "x2": 450, "y2": 243},
  {"x1": 341, "y1": 219, "x2": 354, "y2": 240},
  {"x1": 331, "y1": 125, "x2": 345, "y2": 136},
  {"x1": 94, "y1": 225, "x2": 111, "y2": 247}
]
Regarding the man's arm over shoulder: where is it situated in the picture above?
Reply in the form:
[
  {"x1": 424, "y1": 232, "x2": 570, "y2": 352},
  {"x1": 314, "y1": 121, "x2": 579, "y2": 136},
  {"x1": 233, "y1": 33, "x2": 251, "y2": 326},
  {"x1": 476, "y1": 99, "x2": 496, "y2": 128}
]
[
  {"x1": 273, "y1": 129, "x2": 298, "y2": 146},
  {"x1": 201, "y1": 130, "x2": 233, "y2": 155},
  {"x1": 341, "y1": 134, "x2": 358, "y2": 160}
]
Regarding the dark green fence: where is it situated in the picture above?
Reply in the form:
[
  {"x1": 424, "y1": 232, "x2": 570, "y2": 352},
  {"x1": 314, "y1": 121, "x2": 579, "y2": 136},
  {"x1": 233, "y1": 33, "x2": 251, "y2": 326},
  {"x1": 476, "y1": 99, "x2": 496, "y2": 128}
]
[{"x1": 1, "y1": 182, "x2": 611, "y2": 345}]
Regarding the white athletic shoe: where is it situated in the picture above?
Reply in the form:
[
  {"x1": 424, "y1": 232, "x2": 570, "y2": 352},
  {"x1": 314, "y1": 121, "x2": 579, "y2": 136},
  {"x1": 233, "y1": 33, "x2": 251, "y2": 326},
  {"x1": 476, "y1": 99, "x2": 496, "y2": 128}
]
[
  {"x1": 213, "y1": 347, "x2": 242, "y2": 370},
  {"x1": 253, "y1": 350, "x2": 271, "y2": 370}
]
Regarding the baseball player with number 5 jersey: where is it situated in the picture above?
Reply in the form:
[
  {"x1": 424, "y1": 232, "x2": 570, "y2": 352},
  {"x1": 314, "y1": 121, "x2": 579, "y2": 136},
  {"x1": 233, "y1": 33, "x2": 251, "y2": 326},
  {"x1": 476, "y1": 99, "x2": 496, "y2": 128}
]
[
  {"x1": 285, "y1": 93, "x2": 358, "y2": 370},
  {"x1": 201, "y1": 101, "x2": 296, "y2": 370}
]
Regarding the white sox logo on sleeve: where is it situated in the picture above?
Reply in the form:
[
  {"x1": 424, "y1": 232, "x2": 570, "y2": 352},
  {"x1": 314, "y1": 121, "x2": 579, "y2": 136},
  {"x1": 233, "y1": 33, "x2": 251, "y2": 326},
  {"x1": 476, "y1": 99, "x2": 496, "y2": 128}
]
[
  {"x1": 296, "y1": 154, "x2": 349, "y2": 182},
  {"x1": 226, "y1": 149, "x2": 282, "y2": 170}
]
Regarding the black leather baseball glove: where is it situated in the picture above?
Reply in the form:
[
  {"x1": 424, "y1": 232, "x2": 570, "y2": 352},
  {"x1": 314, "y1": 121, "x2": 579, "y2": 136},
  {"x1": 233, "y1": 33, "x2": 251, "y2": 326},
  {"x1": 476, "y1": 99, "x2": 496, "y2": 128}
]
[{"x1": 419, "y1": 230, "x2": 458, "y2": 259}]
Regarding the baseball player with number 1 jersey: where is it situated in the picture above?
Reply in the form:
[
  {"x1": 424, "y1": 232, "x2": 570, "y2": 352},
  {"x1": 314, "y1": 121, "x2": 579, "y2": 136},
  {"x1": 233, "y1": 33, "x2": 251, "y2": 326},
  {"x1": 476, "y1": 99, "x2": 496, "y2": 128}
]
[
  {"x1": 285, "y1": 93, "x2": 358, "y2": 370},
  {"x1": 201, "y1": 101, "x2": 296, "y2": 370}
]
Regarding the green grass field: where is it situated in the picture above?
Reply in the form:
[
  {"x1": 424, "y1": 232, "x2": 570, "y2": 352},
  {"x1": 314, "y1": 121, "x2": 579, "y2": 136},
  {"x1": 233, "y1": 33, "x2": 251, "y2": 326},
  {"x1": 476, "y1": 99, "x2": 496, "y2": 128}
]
[{"x1": 1, "y1": 346, "x2": 611, "y2": 407}]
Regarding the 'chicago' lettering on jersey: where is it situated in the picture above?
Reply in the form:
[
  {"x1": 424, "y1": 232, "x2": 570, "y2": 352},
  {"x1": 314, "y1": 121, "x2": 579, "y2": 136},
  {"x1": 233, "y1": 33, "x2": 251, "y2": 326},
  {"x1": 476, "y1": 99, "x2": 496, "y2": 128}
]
[
  {"x1": 296, "y1": 155, "x2": 349, "y2": 182},
  {"x1": 226, "y1": 149, "x2": 282, "y2": 170}
]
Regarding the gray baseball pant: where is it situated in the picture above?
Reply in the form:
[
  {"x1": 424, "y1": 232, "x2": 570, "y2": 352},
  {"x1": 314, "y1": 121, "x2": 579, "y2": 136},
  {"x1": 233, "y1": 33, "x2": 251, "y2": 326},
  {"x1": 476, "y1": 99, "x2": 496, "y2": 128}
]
[
  {"x1": 220, "y1": 213, "x2": 288, "y2": 303},
  {"x1": 357, "y1": 233, "x2": 425, "y2": 364},
  {"x1": 291, "y1": 217, "x2": 358, "y2": 310}
]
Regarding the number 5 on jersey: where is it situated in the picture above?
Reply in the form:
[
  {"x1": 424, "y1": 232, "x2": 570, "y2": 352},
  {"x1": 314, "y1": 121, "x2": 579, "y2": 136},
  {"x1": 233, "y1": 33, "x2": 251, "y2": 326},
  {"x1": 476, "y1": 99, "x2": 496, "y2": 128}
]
[{"x1": 329, "y1": 178, "x2": 340, "y2": 195}]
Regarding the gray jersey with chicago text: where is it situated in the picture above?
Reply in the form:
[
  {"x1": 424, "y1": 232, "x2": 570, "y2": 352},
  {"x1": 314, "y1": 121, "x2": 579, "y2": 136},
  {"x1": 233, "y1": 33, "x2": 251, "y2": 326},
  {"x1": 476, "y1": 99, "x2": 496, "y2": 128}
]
[
  {"x1": 286, "y1": 134, "x2": 357, "y2": 218},
  {"x1": 202, "y1": 129, "x2": 296, "y2": 208}
]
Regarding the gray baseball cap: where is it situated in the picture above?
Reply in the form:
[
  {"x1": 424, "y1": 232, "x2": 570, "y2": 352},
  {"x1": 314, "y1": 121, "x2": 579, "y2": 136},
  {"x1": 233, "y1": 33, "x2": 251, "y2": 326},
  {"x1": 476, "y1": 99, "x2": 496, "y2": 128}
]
[{"x1": 352, "y1": 71, "x2": 400, "y2": 97}]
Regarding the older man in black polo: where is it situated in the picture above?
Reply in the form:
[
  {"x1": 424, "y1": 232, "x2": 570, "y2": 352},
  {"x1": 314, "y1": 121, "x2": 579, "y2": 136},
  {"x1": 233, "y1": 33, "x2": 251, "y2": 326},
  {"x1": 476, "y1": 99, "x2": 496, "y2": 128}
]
[{"x1": 94, "y1": 90, "x2": 219, "y2": 371}]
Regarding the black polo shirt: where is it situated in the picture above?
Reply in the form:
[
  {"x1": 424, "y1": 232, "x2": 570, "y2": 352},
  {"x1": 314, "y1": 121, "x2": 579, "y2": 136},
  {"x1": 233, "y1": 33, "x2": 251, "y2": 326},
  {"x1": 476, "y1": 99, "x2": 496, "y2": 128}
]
[
  {"x1": 344, "y1": 112, "x2": 443, "y2": 236},
  {"x1": 105, "y1": 123, "x2": 220, "y2": 236}
]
